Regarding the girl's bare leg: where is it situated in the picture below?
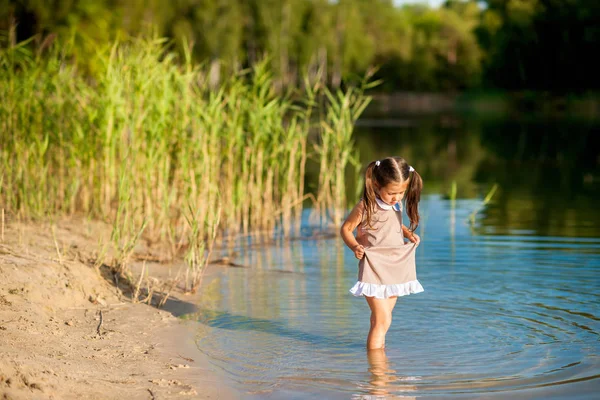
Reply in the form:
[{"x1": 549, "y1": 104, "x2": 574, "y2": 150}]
[{"x1": 365, "y1": 296, "x2": 398, "y2": 350}]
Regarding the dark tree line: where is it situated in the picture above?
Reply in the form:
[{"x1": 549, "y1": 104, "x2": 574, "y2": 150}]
[{"x1": 1, "y1": 0, "x2": 598, "y2": 92}]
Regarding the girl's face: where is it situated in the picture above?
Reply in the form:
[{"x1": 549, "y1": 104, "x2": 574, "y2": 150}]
[{"x1": 378, "y1": 180, "x2": 410, "y2": 205}]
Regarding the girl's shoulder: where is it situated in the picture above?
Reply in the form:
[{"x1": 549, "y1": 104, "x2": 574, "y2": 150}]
[
  {"x1": 349, "y1": 199, "x2": 366, "y2": 221},
  {"x1": 356, "y1": 198, "x2": 368, "y2": 214}
]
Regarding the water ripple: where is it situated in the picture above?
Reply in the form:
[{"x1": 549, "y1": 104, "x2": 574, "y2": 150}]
[{"x1": 192, "y1": 198, "x2": 600, "y2": 399}]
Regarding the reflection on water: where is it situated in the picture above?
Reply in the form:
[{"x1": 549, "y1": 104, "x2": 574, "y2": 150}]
[
  {"x1": 349, "y1": 114, "x2": 600, "y2": 239},
  {"x1": 189, "y1": 194, "x2": 600, "y2": 399},
  {"x1": 357, "y1": 349, "x2": 417, "y2": 400},
  {"x1": 188, "y1": 115, "x2": 599, "y2": 398}
]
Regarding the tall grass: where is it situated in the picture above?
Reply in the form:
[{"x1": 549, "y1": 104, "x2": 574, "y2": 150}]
[
  {"x1": 0, "y1": 35, "x2": 371, "y2": 261},
  {"x1": 313, "y1": 81, "x2": 375, "y2": 227}
]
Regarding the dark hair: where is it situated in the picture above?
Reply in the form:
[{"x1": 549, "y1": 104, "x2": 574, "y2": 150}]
[{"x1": 362, "y1": 156, "x2": 423, "y2": 231}]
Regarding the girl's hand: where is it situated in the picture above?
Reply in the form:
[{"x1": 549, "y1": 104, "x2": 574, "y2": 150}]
[
  {"x1": 352, "y1": 244, "x2": 365, "y2": 259},
  {"x1": 405, "y1": 231, "x2": 420, "y2": 244}
]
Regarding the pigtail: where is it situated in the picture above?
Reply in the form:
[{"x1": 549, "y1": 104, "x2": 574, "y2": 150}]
[
  {"x1": 405, "y1": 170, "x2": 423, "y2": 231},
  {"x1": 362, "y1": 161, "x2": 378, "y2": 228}
]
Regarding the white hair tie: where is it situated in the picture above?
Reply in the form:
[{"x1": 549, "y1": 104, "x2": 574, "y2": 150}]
[
  {"x1": 409, "y1": 166, "x2": 415, "y2": 172},
  {"x1": 375, "y1": 160, "x2": 380, "y2": 166}
]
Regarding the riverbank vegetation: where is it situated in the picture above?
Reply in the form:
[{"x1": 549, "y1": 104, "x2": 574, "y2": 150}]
[
  {"x1": 0, "y1": 34, "x2": 370, "y2": 270},
  {"x1": 2, "y1": 0, "x2": 598, "y2": 286},
  {"x1": 1, "y1": 1, "x2": 598, "y2": 93}
]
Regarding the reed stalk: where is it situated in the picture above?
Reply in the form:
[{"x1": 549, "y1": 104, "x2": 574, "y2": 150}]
[
  {"x1": 468, "y1": 184, "x2": 499, "y2": 225},
  {"x1": 313, "y1": 80, "x2": 374, "y2": 226},
  {"x1": 0, "y1": 35, "x2": 371, "y2": 266}
]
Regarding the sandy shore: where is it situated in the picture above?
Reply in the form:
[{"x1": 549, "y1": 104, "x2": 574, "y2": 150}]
[{"x1": 0, "y1": 219, "x2": 239, "y2": 399}]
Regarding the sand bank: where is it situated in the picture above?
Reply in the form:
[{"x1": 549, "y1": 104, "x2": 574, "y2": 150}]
[{"x1": 0, "y1": 219, "x2": 238, "y2": 399}]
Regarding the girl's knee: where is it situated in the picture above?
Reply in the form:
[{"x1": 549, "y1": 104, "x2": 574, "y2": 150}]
[{"x1": 371, "y1": 313, "x2": 392, "y2": 329}]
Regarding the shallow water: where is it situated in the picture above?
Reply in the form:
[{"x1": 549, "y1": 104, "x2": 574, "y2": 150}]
[{"x1": 189, "y1": 195, "x2": 600, "y2": 399}]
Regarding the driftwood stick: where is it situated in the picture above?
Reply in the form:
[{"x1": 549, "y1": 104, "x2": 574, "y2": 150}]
[{"x1": 96, "y1": 310, "x2": 103, "y2": 336}]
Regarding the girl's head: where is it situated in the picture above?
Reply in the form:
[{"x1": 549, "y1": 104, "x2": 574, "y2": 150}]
[{"x1": 362, "y1": 156, "x2": 423, "y2": 231}]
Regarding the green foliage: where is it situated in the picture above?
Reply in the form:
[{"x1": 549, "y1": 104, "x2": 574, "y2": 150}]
[
  {"x1": 0, "y1": 0, "x2": 597, "y2": 108},
  {"x1": 0, "y1": 35, "x2": 372, "y2": 247},
  {"x1": 476, "y1": 0, "x2": 600, "y2": 91},
  {"x1": 0, "y1": 0, "x2": 514, "y2": 91}
]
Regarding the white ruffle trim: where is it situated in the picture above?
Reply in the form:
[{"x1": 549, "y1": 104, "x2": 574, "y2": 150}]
[{"x1": 349, "y1": 280, "x2": 424, "y2": 299}]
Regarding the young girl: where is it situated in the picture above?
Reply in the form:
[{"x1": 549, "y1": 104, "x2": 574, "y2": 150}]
[{"x1": 340, "y1": 156, "x2": 424, "y2": 350}]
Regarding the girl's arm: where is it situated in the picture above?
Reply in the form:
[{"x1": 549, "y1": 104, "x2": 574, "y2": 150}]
[{"x1": 340, "y1": 201, "x2": 365, "y2": 259}]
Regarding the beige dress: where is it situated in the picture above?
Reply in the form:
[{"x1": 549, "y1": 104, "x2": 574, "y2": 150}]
[{"x1": 349, "y1": 198, "x2": 424, "y2": 299}]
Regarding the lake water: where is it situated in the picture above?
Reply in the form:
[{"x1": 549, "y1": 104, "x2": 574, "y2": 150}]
[{"x1": 187, "y1": 115, "x2": 600, "y2": 399}]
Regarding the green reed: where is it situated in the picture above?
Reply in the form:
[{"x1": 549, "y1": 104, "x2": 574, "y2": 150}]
[
  {"x1": 313, "y1": 74, "x2": 378, "y2": 226},
  {"x1": 0, "y1": 35, "x2": 371, "y2": 264},
  {"x1": 468, "y1": 183, "x2": 499, "y2": 225}
]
